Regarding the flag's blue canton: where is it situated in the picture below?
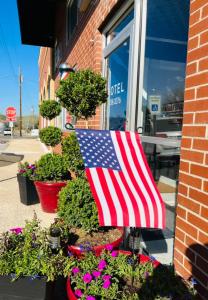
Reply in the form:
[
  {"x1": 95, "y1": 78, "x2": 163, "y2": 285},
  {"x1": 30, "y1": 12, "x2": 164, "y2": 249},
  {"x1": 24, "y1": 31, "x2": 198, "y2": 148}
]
[{"x1": 76, "y1": 129, "x2": 121, "y2": 170}]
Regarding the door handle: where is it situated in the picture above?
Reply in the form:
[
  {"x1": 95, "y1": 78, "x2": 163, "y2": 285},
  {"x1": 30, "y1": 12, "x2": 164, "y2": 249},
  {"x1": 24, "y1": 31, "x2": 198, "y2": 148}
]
[{"x1": 137, "y1": 126, "x2": 143, "y2": 134}]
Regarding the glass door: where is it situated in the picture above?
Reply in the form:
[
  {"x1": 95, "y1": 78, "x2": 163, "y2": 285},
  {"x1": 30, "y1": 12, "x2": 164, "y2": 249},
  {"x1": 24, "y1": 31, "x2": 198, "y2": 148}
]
[
  {"x1": 103, "y1": 8, "x2": 134, "y2": 130},
  {"x1": 136, "y1": 0, "x2": 190, "y2": 264}
]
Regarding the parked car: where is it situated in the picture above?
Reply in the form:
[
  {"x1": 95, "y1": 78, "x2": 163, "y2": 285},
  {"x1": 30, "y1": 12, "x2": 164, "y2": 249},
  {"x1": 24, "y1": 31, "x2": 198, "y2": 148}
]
[{"x1": 3, "y1": 128, "x2": 12, "y2": 136}]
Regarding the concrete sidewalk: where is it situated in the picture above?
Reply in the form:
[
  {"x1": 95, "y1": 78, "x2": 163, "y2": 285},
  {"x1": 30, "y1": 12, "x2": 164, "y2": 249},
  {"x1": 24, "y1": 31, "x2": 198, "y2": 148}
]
[{"x1": 0, "y1": 138, "x2": 55, "y2": 233}]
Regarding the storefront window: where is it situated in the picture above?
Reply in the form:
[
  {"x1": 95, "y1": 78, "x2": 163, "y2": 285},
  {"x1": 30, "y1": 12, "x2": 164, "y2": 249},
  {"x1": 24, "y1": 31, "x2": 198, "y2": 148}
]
[{"x1": 107, "y1": 38, "x2": 130, "y2": 130}]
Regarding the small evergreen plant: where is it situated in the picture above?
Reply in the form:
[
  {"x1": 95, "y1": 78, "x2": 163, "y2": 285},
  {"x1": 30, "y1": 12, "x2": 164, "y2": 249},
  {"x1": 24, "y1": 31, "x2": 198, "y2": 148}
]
[
  {"x1": 39, "y1": 100, "x2": 61, "y2": 120},
  {"x1": 39, "y1": 126, "x2": 62, "y2": 147}
]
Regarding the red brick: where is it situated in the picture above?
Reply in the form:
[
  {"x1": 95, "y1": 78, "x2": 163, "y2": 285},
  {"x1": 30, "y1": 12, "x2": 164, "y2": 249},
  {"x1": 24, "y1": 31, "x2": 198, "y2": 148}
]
[
  {"x1": 200, "y1": 30, "x2": 208, "y2": 45},
  {"x1": 182, "y1": 126, "x2": 206, "y2": 137},
  {"x1": 181, "y1": 137, "x2": 192, "y2": 148},
  {"x1": 198, "y1": 231, "x2": 208, "y2": 244},
  {"x1": 185, "y1": 72, "x2": 208, "y2": 88},
  {"x1": 197, "y1": 84, "x2": 208, "y2": 97},
  {"x1": 190, "y1": 164, "x2": 208, "y2": 179},
  {"x1": 202, "y1": 4, "x2": 208, "y2": 18},
  {"x1": 193, "y1": 139, "x2": 208, "y2": 151},
  {"x1": 175, "y1": 227, "x2": 186, "y2": 242},
  {"x1": 180, "y1": 161, "x2": 190, "y2": 173},
  {"x1": 192, "y1": 264, "x2": 208, "y2": 287},
  {"x1": 179, "y1": 172, "x2": 202, "y2": 189},
  {"x1": 178, "y1": 183, "x2": 188, "y2": 196},
  {"x1": 176, "y1": 206, "x2": 187, "y2": 219},
  {"x1": 188, "y1": 36, "x2": 199, "y2": 51},
  {"x1": 186, "y1": 62, "x2": 197, "y2": 75},
  {"x1": 184, "y1": 88, "x2": 195, "y2": 101},
  {"x1": 189, "y1": 188, "x2": 208, "y2": 206},
  {"x1": 182, "y1": 113, "x2": 194, "y2": 124},
  {"x1": 189, "y1": 17, "x2": 208, "y2": 38},
  {"x1": 188, "y1": 212, "x2": 208, "y2": 233},
  {"x1": 176, "y1": 216, "x2": 198, "y2": 239},
  {"x1": 205, "y1": 153, "x2": 208, "y2": 165},
  {"x1": 203, "y1": 181, "x2": 208, "y2": 192},
  {"x1": 191, "y1": 0, "x2": 208, "y2": 12},
  {"x1": 181, "y1": 149, "x2": 204, "y2": 163},
  {"x1": 189, "y1": 9, "x2": 201, "y2": 26},
  {"x1": 184, "y1": 99, "x2": 208, "y2": 112},
  {"x1": 195, "y1": 112, "x2": 208, "y2": 123},
  {"x1": 174, "y1": 259, "x2": 191, "y2": 280},
  {"x1": 201, "y1": 206, "x2": 208, "y2": 219},
  {"x1": 174, "y1": 248, "x2": 184, "y2": 264},
  {"x1": 177, "y1": 194, "x2": 200, "y2": 214},
  {"x1": 184, "y1": 257, "x2": 193, "y2": 272}
]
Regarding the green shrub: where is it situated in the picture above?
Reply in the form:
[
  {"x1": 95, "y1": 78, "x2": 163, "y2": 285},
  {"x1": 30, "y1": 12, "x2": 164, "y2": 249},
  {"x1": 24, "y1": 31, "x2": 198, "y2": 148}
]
[
  {"x1": 39, "y1": 126, "x2": 62, "y2": 147},
  {"x1": 34, "y1": 153, "x2": 70, "y2": 182},
  {"x1": 58, "y1": 178, "x2": 99, "y2": 233},
  {"x1": 39, "y1": 100, "x2": 61, "y2": 120},
  {"x1": 0, "y1": 216, "x2": 73, "y2": 281},
  {"x1": 62, "y1": 132, "x2": 85, "y2": 177},
  {"x1": 56, "y1": 69, "x2": 108, "y2": 120}
]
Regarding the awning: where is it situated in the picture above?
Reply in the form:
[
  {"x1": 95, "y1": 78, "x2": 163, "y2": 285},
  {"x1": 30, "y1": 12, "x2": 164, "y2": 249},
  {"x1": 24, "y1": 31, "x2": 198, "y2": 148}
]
[{"x1": 17, "y1": 0, "x2": 57, "y2": 47}]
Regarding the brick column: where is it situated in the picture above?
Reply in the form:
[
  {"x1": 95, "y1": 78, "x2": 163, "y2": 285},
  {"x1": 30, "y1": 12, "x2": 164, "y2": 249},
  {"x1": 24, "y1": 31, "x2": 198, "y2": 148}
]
[{"x1": 174, "y1": 1, "x2": 208, "y2": 299}]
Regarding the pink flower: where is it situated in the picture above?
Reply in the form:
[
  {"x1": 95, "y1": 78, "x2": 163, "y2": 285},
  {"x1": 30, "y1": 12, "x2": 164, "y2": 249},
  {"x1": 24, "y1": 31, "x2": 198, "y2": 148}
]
[
  {"x1": 92, "y1": 271, "x2": 101, "y2": 278},
  {"x1": 105, "y1": 244, "x2": 113, "y2": 251},
  {"x1": 83, "y1": 273, "x2": 93, "y2": 283},
  {"x1": 102, "y1": 274, "x2": 111, "y2": 280},
  {"x1": 75, "y1": 289, "x2": 83, "y2": 297},
  {"x1": 86, "y1": 296, "x2": 96, "y2": 300},
  {"x1": 72, "y1": 267, "x2": 80, "y2": 275},
  {"x1": 102, "y1": 280, "x2": 111, "y2": 289},
  {"x1": 98, "y1": 259, "x2": 107, "y2": 270},
  {"x1": 10, "y1": 227, "x2": 23, "y2": 235},
  {"x1": 111, "y1": 250, "x2": 118, "y2": 257}
]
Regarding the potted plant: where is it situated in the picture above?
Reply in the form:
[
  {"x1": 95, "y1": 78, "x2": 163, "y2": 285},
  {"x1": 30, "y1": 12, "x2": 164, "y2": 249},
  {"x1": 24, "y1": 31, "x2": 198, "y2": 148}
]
[
  {"x1": 0, "y1": 216, "x2": 73, "y2": 300},
  {"x1": 56, "y1": 69, "x2": 108, "y2": 128},
  {"x1": 66, "y1": 248, "x2": 197, "y2": 300},
  {"x1": 61, "y1": 132, "x2": 85, "y2": 178},
  {"x1": 58, "y1": 177, "x2": 123, "y2": 256},
  {"x1": 39, "y1": 100, "x2": 61, "y2": 121},
  {"x1": 34, "y1": 153, "x2": 71, "y2": 213},
  {"x1": 17, "y1": 161, "x2": 39, "y2": 205},
  {"x1": 39, "y1": 126, "x2": 62, "y2": 148}
]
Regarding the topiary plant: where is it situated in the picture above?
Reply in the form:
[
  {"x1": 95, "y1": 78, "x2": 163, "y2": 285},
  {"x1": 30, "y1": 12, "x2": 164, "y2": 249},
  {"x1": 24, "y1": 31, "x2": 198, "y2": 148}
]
[
  {"x1": 39, "y1": 126, "x2": 62, "y2": 147},
  {"x1": 56, "y1": 69, "x2": 108, "y2": 120},
  {"x1": 39, "y1": 100, "x2": 61, "y2": 120},
  {"x1": 34, "y1": 153, "x2": 70, "y2": 182},
  {"x1": 62, "y1": 132, "x2": 85, "y2": 177},
  {"x1": 58, "y1": 177, "x2": 99, "y2": 233}
]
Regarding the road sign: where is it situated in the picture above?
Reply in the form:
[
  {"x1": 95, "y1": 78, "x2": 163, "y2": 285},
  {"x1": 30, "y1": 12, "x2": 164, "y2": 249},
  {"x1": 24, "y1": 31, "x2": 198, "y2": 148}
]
[{"x1": 6, "y1": 107, "x2": 16, "y2": 122}]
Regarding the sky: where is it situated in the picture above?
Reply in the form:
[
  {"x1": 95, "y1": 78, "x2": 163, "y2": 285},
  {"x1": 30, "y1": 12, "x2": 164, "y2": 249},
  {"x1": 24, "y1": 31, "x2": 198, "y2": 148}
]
[{"x1": 0, "y1": 0, "x2": 39, "y2": 116}]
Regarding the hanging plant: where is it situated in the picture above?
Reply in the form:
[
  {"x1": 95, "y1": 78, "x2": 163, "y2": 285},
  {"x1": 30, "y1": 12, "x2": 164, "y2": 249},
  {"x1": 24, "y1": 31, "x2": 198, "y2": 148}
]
[
  {"x1": 56, "y1": 69, "x2": 108, "y2": 120},
  {"x1": 39, "y1": 126, "x2": 62, "y2": 147},
  {"x1": 39, "y1": 100, "x2": 61, "y2": 120}
]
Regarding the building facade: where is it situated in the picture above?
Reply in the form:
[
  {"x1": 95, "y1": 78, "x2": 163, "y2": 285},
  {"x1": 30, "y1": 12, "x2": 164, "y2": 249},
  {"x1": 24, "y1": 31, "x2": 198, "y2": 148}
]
[{"x1": 18, "y1": 0, "x2": 208, "y2": 298}]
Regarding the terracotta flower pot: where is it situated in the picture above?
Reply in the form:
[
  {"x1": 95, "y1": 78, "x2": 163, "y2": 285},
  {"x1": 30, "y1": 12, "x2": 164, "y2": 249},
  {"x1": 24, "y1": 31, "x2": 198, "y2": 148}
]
[
  {"x1": 34, "y1": 181, "x2": 67, "y2": 213},
  {"x1": 66, "y1": 252, "x2": 160, "y2": 300},
  {"x1": 68, "y1": 228, "x2": 124, "y2": 257}
]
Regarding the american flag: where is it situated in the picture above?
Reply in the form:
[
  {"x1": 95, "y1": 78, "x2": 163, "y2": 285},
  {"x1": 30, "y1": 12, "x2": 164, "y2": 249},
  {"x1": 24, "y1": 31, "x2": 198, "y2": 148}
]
[{"x1": 76, "y1": 129, "x2": 166, "y2": 229}]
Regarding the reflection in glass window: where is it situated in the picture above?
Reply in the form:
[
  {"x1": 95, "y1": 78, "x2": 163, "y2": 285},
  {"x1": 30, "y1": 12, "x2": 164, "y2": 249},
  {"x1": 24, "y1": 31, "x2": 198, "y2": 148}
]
[
  {"x1": 107, "y1": 39, "x2": 130, "y2": 130},
  {"x1": 142, "y1": 0, "x2": 190, "y2": 137},
  {"x1": 108, "y1": 9, "x2": 134, "y2": 41}
]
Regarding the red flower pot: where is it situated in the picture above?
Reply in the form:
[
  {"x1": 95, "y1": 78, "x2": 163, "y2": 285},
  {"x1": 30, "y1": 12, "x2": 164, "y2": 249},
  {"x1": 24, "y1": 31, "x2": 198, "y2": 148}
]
[
  {"x1": 68, "y1": 228, "x2": 124, "y2": 257},
  {"x1": 66, "y1": 252, "x2": 160, "y2": 300},
  {"x1": 34, "y1": 181, "x2": 67, "y2": 213}
]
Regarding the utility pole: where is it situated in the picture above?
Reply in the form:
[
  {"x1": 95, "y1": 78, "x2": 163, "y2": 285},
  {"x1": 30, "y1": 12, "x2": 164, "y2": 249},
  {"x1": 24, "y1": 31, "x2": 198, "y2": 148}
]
[
  {"x1": 19, "y1": 67, "x2": 23, "y2": 137},
  {"x1": 31, "y1": 106, "x2": 34, "y2": 130}
]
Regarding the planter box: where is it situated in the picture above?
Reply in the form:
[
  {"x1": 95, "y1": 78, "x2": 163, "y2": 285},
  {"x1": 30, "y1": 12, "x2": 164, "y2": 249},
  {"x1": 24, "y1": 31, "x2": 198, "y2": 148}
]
[
  {"x1": 0, "y1": 276, "x2": 67, "y2": 300},
  {"x1": 17, "y1": 174, "x2": 39, "y2": 205}
]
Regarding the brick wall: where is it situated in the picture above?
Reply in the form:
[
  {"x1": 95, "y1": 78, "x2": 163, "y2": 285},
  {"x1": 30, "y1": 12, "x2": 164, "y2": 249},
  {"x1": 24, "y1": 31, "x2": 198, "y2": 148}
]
[{"x1": 174, "y1": 1, "x2": 208, "y2": 299}]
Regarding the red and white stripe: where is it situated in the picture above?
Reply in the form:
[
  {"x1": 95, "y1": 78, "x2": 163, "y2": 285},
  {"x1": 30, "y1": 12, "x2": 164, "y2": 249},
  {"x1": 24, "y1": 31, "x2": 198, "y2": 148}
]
[{"x1": 86, "y1": 131, "x2": 166, "y2": 229}]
